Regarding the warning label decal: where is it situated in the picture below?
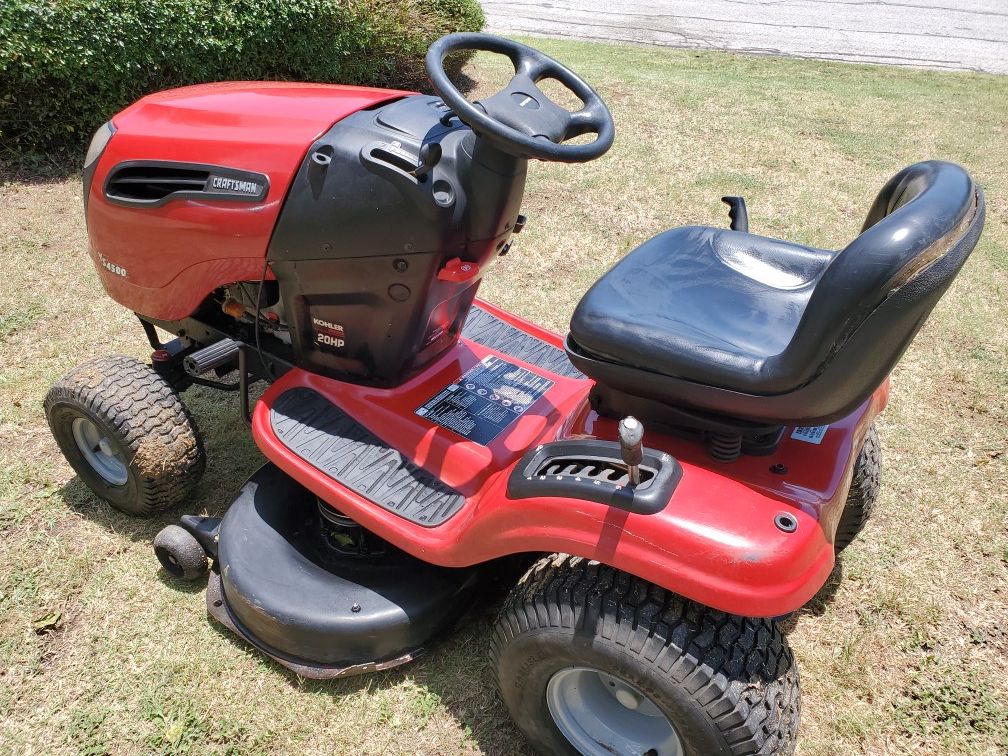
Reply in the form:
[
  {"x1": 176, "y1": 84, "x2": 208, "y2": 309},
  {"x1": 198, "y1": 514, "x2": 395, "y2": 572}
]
[
  {"x1": 415, "y1": 355, "x2": 554, "y2": 445},
  {"x1": 791, "y1": 424, "x2": 829, "y2": 445}
]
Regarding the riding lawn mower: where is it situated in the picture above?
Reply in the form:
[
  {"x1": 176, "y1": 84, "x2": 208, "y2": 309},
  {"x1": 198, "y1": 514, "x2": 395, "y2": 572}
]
[{"x1": 45, "y1": 33, "x2": 985, "y2": 755}]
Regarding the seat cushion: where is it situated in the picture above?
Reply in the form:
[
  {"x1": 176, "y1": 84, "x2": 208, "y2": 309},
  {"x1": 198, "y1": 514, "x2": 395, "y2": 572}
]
[{"x1": 570, "y1": 226, "x2": 834, "y2": 394}]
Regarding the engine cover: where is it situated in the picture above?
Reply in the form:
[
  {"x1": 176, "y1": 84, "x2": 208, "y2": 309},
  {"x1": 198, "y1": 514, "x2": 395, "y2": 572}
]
[
  {"x1": 84, "y1": 82, "x2": 407, "y2": 320},
  {"x1": 267, "y1": 95, "x2": 527, "y2": 385}
]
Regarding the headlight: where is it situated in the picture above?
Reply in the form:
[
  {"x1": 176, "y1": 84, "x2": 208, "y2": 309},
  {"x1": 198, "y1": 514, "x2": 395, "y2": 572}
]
[
  {"x1": 84, "y1": 121, "x2": 116, "y2": 169},
  {"x1": 83, "y1": 121, "x2": 116, "y2": 213}
]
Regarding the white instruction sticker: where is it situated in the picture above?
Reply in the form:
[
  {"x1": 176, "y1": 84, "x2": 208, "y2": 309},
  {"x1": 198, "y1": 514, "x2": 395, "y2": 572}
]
[{"x1": 791, "y1": 425, "x2": 829, "y2": 444}]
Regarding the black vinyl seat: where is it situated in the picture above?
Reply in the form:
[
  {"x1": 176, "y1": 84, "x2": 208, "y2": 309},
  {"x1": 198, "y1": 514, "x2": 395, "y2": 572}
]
[{"x1": 566, "y1": 161, "x2": 985, "y2": 426}]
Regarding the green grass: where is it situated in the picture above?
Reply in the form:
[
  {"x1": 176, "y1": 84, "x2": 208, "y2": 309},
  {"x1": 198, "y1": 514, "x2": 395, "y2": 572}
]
[
  {"x1": 2, "y1": 38, "x2": 1007, "y2": 754},
  {"x1": 0, "y1": 303, "x2": 44, "y2": 343}
]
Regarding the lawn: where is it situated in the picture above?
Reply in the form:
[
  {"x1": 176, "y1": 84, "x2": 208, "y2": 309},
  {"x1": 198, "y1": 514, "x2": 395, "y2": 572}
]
[{"x1": 1, "y1": 37, "x2": 1007, "y2": 755}]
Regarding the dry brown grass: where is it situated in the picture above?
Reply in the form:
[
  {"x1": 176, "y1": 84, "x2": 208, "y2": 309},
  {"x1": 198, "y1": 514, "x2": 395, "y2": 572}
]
[{"x1": 1, "y1": 38, "x2": 1007, "y2": 755}]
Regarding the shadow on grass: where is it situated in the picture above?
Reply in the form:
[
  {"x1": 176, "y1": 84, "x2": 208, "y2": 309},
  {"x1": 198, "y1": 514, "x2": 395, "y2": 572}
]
[
  {"x1": 202, "y1": 604, "x2": 529, "y2": 754},
  {"x1": 154, "y1": 569, "x2": 209, "y2": 594},
  {"x1": 777, "y1": 558, "x2": 845, "y2": 634}
]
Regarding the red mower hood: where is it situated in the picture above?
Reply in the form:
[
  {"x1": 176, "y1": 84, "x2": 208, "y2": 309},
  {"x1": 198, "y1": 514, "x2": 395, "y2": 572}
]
[
  {"x1": 86, "y1": 82, "x2": 410, "y2": 320},
  {"x1": 113, "y1": 81, "x2": 409, "y2": 146}
]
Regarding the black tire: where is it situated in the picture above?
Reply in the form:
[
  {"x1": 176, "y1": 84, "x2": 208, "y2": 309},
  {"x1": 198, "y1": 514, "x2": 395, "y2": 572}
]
[
  {"x1": 154, "y1": 524, "x2": 209, "y2": 580},
  {"x1": 491, "y1": 555, "x2": 800, "y2": 756},
  {"x1": 44, "y1": 355, "x2": 205, "y2": 516},
  {"x1": 834, "y1": 424, "x2": 881, "y2": 553}
]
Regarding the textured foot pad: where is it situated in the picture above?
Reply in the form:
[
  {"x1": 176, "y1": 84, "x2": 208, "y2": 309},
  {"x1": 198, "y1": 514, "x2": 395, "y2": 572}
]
[
  {"x1": 270, "y1": 388, "x2": 465, "y2": 526},
  {"x1": 462, "y1": 305, "x2": 583, "y2": 379}
]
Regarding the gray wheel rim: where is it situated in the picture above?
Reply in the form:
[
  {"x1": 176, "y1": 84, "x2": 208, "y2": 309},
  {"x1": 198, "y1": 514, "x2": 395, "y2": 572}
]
[
  {"x1": 71, "y1": 416, "x2": 128, "y2": 486},
  {"x1": 546, "y1": 666, "x2": 682, "y2": 756}
]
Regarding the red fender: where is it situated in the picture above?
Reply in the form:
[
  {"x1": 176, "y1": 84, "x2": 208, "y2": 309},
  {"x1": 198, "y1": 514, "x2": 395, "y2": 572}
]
[{"x1": 252, "y1": 298, "x2": 888, "y2": 617}]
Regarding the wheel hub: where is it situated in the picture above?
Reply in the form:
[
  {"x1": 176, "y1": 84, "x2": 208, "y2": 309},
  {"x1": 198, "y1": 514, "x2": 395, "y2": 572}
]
[
  {"x1": 546, "y1": 666, "x2": 682, "y2": 756},
  {"x1": 613, "y1": 684, "x2": 641, "y2": 710},
  {"x1": 71, "y1": 416, "x2": 128, "y2": 486}
]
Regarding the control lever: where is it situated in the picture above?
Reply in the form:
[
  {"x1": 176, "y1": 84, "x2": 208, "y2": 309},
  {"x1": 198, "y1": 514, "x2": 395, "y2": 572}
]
[
  {"x1": 618, "y1": 416, "x2": 645, "y2": 486},
  {"x1": 411, "y1": 142, "x2": 442, "y2": 178},
  {"x1": 721, "y1": 196, "x2": 749, "y2": 232}
]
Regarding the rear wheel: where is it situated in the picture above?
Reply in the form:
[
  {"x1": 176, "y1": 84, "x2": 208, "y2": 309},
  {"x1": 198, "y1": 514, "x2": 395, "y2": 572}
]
[
  {"x1": 491, "y1": 555, "x2": 800, "y2": 755},
  {"x1": 45, "y1": 355, "x2": 205, "y2": 516},
  {"x1": 835, "y1": 424, "x2": 881, "y2": 552}
]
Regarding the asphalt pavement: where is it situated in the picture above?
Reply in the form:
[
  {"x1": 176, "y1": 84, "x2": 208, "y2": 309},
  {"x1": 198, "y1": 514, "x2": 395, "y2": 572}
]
[{"x1": 481, "y1": 0, "x2": 1008, "y2": 73}]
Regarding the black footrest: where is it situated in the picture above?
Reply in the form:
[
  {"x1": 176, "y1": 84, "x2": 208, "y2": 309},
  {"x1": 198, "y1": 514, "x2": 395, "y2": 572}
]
[
  {"x1": 462, "y1": 305, "x2": 583, "y2": 379},
  {"x1": 270, "y1": 387, "x2": 465, "y2": 526}
]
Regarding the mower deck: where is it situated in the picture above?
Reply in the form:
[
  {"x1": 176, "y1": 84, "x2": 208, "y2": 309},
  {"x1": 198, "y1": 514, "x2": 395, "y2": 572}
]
[{"x1": 210, "y1": 463, "x2": 479, "y2": 677}]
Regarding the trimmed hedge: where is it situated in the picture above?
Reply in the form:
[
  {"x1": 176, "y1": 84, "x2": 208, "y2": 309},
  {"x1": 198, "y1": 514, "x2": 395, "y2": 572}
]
[{"x1": 0, "y1": 0, "x2": 483, "y2": 160}]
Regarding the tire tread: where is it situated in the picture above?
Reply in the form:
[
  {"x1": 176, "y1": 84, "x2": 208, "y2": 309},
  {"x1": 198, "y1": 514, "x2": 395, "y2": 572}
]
[
  {"x1": 44, "y1": 355, "x2": 205, "y2": 515},
  {"x1": 490, "y1": 555, "x2": 800, "y2": 755},
  {"x1": 835, "y1": 424, "x2": 881, "y2": 552}
]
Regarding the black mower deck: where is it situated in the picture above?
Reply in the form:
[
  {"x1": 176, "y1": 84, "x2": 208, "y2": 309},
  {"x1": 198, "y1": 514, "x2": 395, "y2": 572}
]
[
  {"x1": 461, "y1": 305, "x2": 583, "y2": 379},
  {"x1": 212, "y1": 464, "x2": 479, "y2": 677},
  {"x1": 270, "y1": 388, "x2": 466, "y2": 526}
]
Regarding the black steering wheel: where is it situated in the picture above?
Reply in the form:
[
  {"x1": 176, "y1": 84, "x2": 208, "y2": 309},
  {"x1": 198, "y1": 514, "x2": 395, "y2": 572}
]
[{"x1": 425, "y1": 33, "x2": 615, "y2": 163}]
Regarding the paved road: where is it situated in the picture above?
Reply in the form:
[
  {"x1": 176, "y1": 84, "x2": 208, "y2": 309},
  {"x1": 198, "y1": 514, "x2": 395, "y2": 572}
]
[{"x1": 481, "y1": 0, "x2": 1008, "y2": 74}]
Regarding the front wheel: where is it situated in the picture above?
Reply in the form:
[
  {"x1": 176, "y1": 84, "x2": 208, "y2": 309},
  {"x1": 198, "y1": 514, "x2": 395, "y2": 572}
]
[
  {"x1": 44, "y1": 355, "x2": 205, "y2": 516},
  {"x1": 491, "y1": 555, "x2": 800, "y2": 756},
  {"x1": 154, "y1": 524, "x2": 209, "y2": 581}
]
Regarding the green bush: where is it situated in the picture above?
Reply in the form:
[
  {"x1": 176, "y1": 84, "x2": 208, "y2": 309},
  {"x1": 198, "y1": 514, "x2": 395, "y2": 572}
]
[{"x1": 0, "y1": 0, "x2": 484, "y2": 161}]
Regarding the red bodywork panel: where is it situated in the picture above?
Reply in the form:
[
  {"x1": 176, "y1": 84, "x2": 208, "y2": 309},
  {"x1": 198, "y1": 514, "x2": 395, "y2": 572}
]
[
  {"x1": 85, "y1": 82, "x2": 409, "y2": 320},
  {"x1": 253, "y1": 298, "x2": 889, "y2": 618}
]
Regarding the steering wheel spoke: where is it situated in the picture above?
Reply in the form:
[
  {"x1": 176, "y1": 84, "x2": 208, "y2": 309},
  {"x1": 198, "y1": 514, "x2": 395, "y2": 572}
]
[
  {"x1": 474, "y1": 72, "x2": 579, "y2": 143},
  {"x1": 564, "y1": 102, "x2": 606, "y2": 140},
  {"x1": 425, "y1": 32, "x2": 615, "y2": 163},
  {"x1": 515, "y1": 51, "x2": 554, "y2": 82}
]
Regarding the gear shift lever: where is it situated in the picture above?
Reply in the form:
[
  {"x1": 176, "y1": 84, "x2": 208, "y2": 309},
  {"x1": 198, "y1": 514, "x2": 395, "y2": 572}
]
[{"x1": 618, "y1": 416, "x2": 644, "y2": 486}]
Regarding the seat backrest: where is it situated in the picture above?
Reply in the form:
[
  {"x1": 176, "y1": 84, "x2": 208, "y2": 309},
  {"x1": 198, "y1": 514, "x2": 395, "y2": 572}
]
[{"x1": 778, "y1": 160, "x2": 984, "y2": 395}]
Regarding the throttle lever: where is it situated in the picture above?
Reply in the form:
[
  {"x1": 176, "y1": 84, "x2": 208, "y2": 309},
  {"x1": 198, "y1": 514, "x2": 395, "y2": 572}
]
[
  {"x1": 410, "y1": 142, "x2": 442, "y2": 178},
  {"x1": 618, "y1": 416, "x2": 645, "y2": 486}
]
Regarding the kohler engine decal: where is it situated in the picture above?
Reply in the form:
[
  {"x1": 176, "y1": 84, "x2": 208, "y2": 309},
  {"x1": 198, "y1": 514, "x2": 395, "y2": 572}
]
[{"x1": 313, "y1": 317, "x2": 346, "y2": 350}]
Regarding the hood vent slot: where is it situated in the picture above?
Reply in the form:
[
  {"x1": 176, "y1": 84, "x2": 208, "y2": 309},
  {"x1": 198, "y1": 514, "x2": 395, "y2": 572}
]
[
  {"x1": 106, "y1": 165, "x2": 209, "y2": 203},
  {"x1": 103, "y1": 161, "x2": 269, "y2": 208}
]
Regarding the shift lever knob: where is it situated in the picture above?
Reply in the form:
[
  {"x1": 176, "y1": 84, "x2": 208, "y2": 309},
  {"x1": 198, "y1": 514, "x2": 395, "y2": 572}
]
[{"x1": 618, "y1": 416, "x2": 644, "y2": 485}]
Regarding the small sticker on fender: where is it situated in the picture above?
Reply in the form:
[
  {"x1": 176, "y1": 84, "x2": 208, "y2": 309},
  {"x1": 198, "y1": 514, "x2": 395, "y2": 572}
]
[
  {"x1": 96, "y1": 251, "x2": 127, "y2": 278},
  {"x1": 791, "y1": 425, "x2": 829, "y2": 444}
]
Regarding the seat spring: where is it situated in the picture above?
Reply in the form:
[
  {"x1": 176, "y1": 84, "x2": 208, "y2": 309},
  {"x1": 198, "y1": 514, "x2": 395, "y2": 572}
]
[{"x1": 710, "y1": 432, "x2": 742, "y2": 462}]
